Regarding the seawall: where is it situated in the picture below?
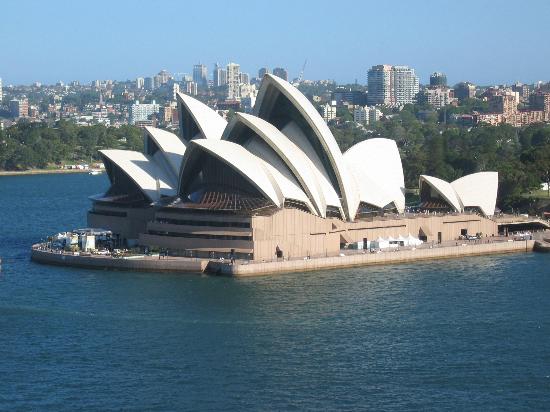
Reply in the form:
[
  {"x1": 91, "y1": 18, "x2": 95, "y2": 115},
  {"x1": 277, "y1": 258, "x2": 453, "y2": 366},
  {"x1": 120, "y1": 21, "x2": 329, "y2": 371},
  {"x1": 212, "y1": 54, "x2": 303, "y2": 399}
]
[
  {"x1": 30, "y1": 248, "x2": 208, "y2": 273},
  {"x1": 31, "y1": 240, "x2": 535, "y2": 276},
  {"x1": 207, "y1": 240, "x2": 535, "y2": 277}
]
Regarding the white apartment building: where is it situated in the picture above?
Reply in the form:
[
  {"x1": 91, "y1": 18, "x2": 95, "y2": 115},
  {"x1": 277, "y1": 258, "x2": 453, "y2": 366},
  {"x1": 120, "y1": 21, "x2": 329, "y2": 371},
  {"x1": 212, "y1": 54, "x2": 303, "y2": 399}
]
[
  {"x1": 172, "y1": 84, "x2": 180, "y2": 101},
  {"x1": 392, "y1": 66, "x2": 419, "y2": 105},
  {"x1": 367, "y1": 65, "x2": 419, "y2": 106},
  {"x1": 322, "y1": 101, "x2": 337, "y2": 122},
  {"x1": 129, "y1": 100, "x2": 160, "y2": 124},
  {"x1": 184, "y1": 81, "x2": 198, "y2": 96},
  {"x1": 353, "y1": 105, "x2": 382, "y2": 124},
  {"x1": 419, "y1": 87, "x2": 456, "y2": 108},
  {"x1": 227, "y1": 63, "x2": 241, "y2": 100}
]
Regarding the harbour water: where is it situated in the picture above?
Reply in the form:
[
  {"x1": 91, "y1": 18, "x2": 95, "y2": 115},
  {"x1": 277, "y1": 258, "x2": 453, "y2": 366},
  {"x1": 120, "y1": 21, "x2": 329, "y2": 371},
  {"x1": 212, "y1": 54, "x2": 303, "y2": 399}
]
[{"x1": 1, "y1": 174, "x2": 549, "y2": 410}]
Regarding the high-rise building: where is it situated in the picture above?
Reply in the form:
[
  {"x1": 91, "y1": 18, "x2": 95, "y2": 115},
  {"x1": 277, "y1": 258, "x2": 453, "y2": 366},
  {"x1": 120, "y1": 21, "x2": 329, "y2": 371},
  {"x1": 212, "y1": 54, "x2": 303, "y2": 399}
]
[
  {"x1": 0, "y1": 78, "x2": 2, "y2": 102},
  {"x1": 529, "y1": 91, "x2": 550, "y2": 115},
  {"x1": 240, "y1": 72, "x2": 250, "y2": 85},
  {"x1": 258, "y1": 67, "x2": 270, "y2": 79},
  {"x1": 129, "y1": 100, "x2": 160, "y2": 124},
  {"x1": 136, "y1": 77, "x2": 144, "y2": 89},
  {"x1": 227, "y1": 62, "x2": 241, "y2": 100},
  {"x1": 193, "y1": 64, "x2": 208, "y2": 88},
  {"x1": 144, "y1": 77, "x2": 154, "y2": 90},
  {"x1": 273, "y1": 67, "x2": 288, "y2": 81},
  {"x1": 172, "y1": 84, "x2": 180, "y2": 101},
  {"x1": 153, "y1": 75, "x2": 162, "y2": 89},
  {"x1": 367, "y1": 65, "x2": 392, "y2": 105},
  {"x1": 158, "y1": 70, "x2": 170, "y2": 85},
  {"x1": 184, "y1": 81, "x2": 198, "y2": 96},
  {"x1": 429, "y1": 72, "x2": 447, "y2": 87},
  {"x1": 513, "y1": 82, "x2": 530, "y2": 101},
  {"x1": 367, "y1": 65, "x2": 419, "y2": 106},
  {"x1": 213, "y1": 63, "x2": 227, "y2": 87},
  {"x1": 454, "y1": 82, "x2": 476, "y2": 102},
  {"x1": 9, "y1": 98, "x2": 29, "y2": 118},
  {"x1": 391, "y1": 66, "x2": 420, "y2": 105},
  {"x1": 488, "y1": 92, "x2": 518, "y2": 114}
]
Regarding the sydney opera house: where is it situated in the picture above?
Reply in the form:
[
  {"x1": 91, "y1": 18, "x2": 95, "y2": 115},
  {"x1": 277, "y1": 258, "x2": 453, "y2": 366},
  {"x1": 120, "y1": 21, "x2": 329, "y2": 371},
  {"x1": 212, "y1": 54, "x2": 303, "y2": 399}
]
[{"x1": 88, "y1": 74, "x2": 499, "y2": 260}]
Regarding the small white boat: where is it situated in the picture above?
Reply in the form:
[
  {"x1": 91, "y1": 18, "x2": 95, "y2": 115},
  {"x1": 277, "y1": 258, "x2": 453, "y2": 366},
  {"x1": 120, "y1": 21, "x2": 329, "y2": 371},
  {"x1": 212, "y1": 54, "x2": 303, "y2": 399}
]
[{"x1": 89, "y1": 170, "x2": 102, "y2": 175}]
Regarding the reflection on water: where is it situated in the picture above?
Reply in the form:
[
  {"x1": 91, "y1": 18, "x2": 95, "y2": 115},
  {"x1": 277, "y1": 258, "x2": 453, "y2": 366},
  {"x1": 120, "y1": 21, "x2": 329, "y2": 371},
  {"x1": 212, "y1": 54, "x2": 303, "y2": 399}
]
[{"x1": 0, "y1": 174, "x2": 549, "y2": 410}]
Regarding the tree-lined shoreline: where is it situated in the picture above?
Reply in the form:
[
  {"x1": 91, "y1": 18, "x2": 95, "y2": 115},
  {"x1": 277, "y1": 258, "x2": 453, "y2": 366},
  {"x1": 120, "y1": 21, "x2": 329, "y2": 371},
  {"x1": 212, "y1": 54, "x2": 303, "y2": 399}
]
[{"x1": 2, "y1": 115, "x2": 550, "y2": 212}]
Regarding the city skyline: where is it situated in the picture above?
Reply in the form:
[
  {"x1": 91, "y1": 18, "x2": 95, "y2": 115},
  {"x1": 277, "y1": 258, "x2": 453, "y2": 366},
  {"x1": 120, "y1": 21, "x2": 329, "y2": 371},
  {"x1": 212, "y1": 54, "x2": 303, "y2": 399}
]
[{"x1": 2, "y1": 0, "x2": 550, "y2": 86}]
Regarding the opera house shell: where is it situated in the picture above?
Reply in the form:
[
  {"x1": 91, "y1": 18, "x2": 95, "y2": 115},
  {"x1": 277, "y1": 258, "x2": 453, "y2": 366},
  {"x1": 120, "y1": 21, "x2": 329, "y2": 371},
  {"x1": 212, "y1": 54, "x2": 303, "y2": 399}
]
[
  {"x1": 88, "y1": 74, "x2": 499, "y2": 260},
  {"x1": 419, "y1": 172, "x2": 498, "y2": 217}
]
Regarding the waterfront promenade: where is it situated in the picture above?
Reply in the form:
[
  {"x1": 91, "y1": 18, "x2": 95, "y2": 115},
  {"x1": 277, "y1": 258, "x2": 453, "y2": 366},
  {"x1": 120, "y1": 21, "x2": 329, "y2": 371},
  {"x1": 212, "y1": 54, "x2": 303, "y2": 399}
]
[
  {"x1": 0, "y1": 169, "x2": 92, "y2": 177},
  {"x1": 31, "y1": 236, "x2": 537, "y2": 276}
]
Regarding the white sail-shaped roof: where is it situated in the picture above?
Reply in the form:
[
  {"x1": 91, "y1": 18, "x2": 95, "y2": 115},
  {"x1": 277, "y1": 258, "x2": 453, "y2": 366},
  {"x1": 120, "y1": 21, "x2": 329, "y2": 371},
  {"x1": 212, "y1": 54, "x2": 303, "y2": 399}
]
[
  {"x1": 345, "y1": 161, "x2": 395, "y2": 209},
  {"x1": 451, "y1": 172, "x2": 498, "y2": 216},
  {"x1": 100, "y1": 149, "x2": 176, "y2": 202},
  {"x1": 176, "y1": 92, "x2": 227, "y2": 140},
  {"x1": 179, "y1": 139, "x2": 283, "y2": 207},
  {"x1": 144, "y1": 127, "x2": 186, "y2": 180},
  {"x1": 344, "y1": 138, "x2": 405, "y2": 212},
  {"x1": 223, "y1": 112, "x2": 326, "y2": 216},
  {"x1": 419, "y1": 175, "x2": 462, "y2": 213},
  {"x1": 280, "y1": 121, "x2": 342, "y2": 213},
  {"x1": 254, "y1": 74, "x2": 359, "y2": 220},
  {"x1": 243, "y1": 138, "x2": 315, "y2": 213}
]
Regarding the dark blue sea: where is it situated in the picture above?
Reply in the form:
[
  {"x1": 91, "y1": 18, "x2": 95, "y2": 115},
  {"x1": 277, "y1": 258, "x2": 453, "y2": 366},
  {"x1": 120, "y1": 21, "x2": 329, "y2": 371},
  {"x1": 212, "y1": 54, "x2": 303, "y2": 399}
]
[{"x1": 0, "y1": 173, "x2": 549, "y2": 411}]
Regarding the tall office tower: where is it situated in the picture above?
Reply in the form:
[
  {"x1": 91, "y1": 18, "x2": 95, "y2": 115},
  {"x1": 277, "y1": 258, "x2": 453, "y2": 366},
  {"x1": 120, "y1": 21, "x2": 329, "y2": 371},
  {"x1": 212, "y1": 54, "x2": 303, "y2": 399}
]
[
  {"x1": 193, "y1": 64, "x2": 208, "y2": 88},
  {"x1": 367, "y1": 64, "x2": 419, "y2": 106},
  {"x1": 136, "y1": 77, "x2": 145, "y2": 89},
  {"x1": 240, "y1": 72, "x2": 250, "y2": 84},
  {"x1": 429, "y1": 72, "x2": 447, "y2": 87},
  {"x1": 367, "y1": 64, "x2": 393, "y2": 105},
  {"x1": 227, "y1": 62, "x2": 241, "y2": 99},
  {"x1": 144, "y1": 77, "x2": 154, "y2": 90},
  {"x1": 258, "y1": 67, "x2": 270, "y2": 78},
  {"x1": 213, "y1": 63, "x2": 227, "y2": 87},
  {"x1": 273, "y1": 67, "x2": 288, "y2": 81},
  {"x1": 0, "y1": 78, "x2": 2, "y2": 102}
]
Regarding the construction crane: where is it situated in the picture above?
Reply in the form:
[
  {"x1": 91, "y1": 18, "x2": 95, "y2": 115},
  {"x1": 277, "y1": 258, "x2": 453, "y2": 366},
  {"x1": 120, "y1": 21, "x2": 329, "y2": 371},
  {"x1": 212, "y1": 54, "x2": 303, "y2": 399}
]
[{"x1": 297, "y1": 59, "x2": 308, "y2": 83}]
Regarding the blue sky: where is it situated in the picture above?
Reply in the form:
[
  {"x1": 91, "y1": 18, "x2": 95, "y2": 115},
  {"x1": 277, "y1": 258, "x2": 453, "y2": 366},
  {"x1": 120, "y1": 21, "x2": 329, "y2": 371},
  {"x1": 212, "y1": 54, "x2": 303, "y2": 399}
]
[{"x1": 1, "y1": 0, "x2": 549, "y2": 86}]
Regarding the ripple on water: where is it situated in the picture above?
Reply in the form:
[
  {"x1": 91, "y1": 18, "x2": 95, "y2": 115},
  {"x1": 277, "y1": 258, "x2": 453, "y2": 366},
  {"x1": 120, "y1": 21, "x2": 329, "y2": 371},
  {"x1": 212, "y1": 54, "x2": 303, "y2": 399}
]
[{"x1": 0, "y1": 174, "x2": 549, "y2": 410}]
